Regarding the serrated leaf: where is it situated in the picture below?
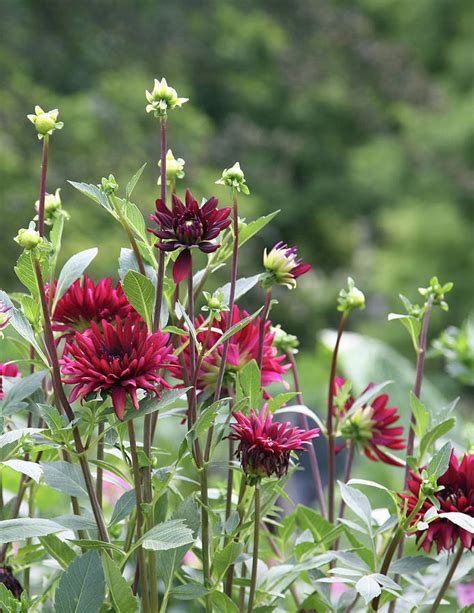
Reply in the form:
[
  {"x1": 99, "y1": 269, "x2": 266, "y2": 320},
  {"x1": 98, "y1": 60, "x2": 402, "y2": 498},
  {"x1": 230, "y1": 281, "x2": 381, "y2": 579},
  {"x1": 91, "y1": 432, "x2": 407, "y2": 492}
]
[
  {"x1": 213, "y1": 542, "x2": 243, "y2": 579},
  {"x1": 141, "y1": 519, "x2": 194, "y2": 551},
  {"x1": 0, "y1": 291, "x2": 48, "y2": 363},
  {"x1": 55, "y1": 550, "x2": 105, "y2": 613},
  {"x1": 0, "y1": 518, "x2": 63, "y2": 543},
  {"x1": 41, "y1": 461, "x2": 87, "y2": 497},
  {"x1": 1, "y1": 460, "x2": 43, "y2": 483},
  {"x1": 0, "y1": 371, "x2": 48, "y2": 413},
  {"x1": 211, "y1": 590, "x2": 240, "y2": 612},
  {"x1": 68, "y1": 181, "x2": 113, "y2": 213},
  {"x1": 238, "y1": 211, "x2": 280, "y2": 247},
  {"x1": 426, "y1": 441, "x2": 452, "y2": 479},
  {"x1": 338, "y1": 483, "x2": 372, "y2": 532},
  {"x1": 54, "y1": 248, "x2": 98, "y2": 309},
  {"x1": 53, "y1": 515, "x2": 98, "y2": 531},
  {"x1": 410, "y1": 393, "x2": 430, "y2": 440},
  {"x1": 123, "y1": 270, "x2": 155, "y2": 329},
  {"x1": 109, "y1": 489, "x2": 136, "y2": 526},
  {"x1": 40, "y1": 534, "x2": 77, "y2": 569},
  {"x1": 101, "y1": 553, "x2": 138, "y2": 612},
  {"x1": 192, "y1": 399, "x2": 229, "y2": 439},
  {"x1": 172, "y1": 584, "x2": 209, "y2": 600}
]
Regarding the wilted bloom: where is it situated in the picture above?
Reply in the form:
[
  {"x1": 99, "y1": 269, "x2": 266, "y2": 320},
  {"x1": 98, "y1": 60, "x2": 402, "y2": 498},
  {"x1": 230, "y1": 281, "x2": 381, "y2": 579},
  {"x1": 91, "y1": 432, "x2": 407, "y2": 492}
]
[
  {"x1": 48, "y1": 276, "x2": 140, "y2": 336},
  {"x1": 148, "y1": 189, "x2": 231, "y2": 283},
  {"x1": 14, "y1": 224, "x2": 42, "y2": 250},
  {"x1": 27, "y1": 106, "x2": 63, "y2": 138},
  {"x1": 337, "y1": 277, "x2": 365, "y2": 312},
  {"x1": 401, "y1": 452, "x2": 474, "y2": 553},
  {"x1": 158, "y1": 149, "x2": 185, "y2": 185},
  {"x1": 261, "y1": 242, "x2": 311, "y2": 289},
  {"x1": 335, "y1": 378, "x2": 405, "y2": 466},
  {"x1": 145, "y1": 78, "x2": 188, "y2": 117},
  {"x1": 184, "y1": 306, "x2": 289, "y2": 393},
  {"x1": 229, "y1": 407, "x2": 319, "y2": 481},
  {"x1": 216, "y1": 162, "x2": 250, "y2": 195},
  {"x1": 0, "y1": 303, "x2": 12, "y2": 337},
  {"x1": 0, "y1": 363, "x2": 20, "y2": 401},
  {"x1": 0, "y1": 566, "x2": 23, "y2": 600},
  {"x1": 61, "y1": 318, "x2": 177, "y2": 420}
]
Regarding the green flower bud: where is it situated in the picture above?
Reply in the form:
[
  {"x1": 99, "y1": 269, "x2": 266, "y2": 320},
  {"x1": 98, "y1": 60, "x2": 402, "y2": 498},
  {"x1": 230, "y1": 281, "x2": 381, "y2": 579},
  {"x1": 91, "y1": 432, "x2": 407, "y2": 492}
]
[
  {"x1": 145, "y1": 78, "x2": 188, "y2": 118},
  {"x1": 34, "y1": 188, "x2": 68, "y2": 225},
  {"x1": 340, "y1": 406, "x2": 374, "y2": 444},
  {"x1": 99, "y1": 174, "x2": 119, "y2": 195},
  {"x1": 271, "y1": 324, "x2": 299, "y2": 354},
  {"x1": 14, "y1": 224, "x2": 42, "y2": 250},
  {"x1": 27, "y1": 106, "x2": 64, "y2": 139},
  {"x1": 418, "y1": 276, "x2": 454, "y2": 311},
  {"x1": 216, "y1": 162, "x2": 250, "y2": 195},
  {"x1": 158, "y1": 149, "x2": 185, "y2": 185},
  {"x1": 337, "y1": 277, "x2": 366, "y2": 313},
  {"x1": 201, "y1": 291, "x2": 230, "y2": 321}
]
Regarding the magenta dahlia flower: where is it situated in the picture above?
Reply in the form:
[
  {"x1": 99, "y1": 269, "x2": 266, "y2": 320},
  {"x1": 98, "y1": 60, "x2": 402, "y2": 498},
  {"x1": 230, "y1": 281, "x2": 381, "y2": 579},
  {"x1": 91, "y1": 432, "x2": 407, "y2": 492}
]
[
  {"x1": 401, "y1": 452, "x2": 474, "y2": 553},
  {"x1": 0, "y1": 363, "x2": 20, "y2": 401},
  {"x1": 183, "y1": 306, "x2": 289, "y2": 393},
  {"x1": 61, "y1": 318, "x2": 177, "y2": 420},
  {"x1": 48, "y1": 276, "x2": 140, "y2": 335},
  {"x1": 148, "y1": 189, "x2": 231, "y2": 284},
  {"x1": 261, "y1": 242, "x2": 311, "y2": 289},
  {"x1": 334, "y1": 377, "x2": 405, "y2": 466},
  {"x1": 229, "y1": 407, "x2": 319, "y2": 480}
]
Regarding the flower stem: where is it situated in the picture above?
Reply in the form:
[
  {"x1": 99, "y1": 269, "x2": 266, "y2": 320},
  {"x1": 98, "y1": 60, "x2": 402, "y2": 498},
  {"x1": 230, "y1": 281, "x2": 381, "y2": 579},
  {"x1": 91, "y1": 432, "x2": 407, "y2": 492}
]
[
  {"x1": 338, "y1": 442, "x2": 355, "y2": 519},
  {"x1": 37, "y1": 135, "x2": 49, "y2": 237},
  {"x1": 257, "y1": 289, "x2": 272, "y2": 371},
  {"x1": 287, "y1": 350, "x2": 326, "y2": 517},
  {"x1": 96, "y1": 421, "x2": 104, "y2": 509},
  {"x1": 327, "y1": 311, "x2": 348, "y2": 524},
  {"x1": 34, "y1": 259, "x2": 110, "y2": 543},
  {"x1": 247, "y1": 483, "x2": 261, "y2": 613},
  {"x1": 429, "y1": 542, "x2": 464, "y2": 612},
  {"x1": 372, "y1": 526, "x2": 404, "y2": 611},
  {"x1": 153, "y1": 117, "x2": 167, "y2": 331},
  {"x1": 128, "y1": 420, "x2": 151, "y2": 613}
]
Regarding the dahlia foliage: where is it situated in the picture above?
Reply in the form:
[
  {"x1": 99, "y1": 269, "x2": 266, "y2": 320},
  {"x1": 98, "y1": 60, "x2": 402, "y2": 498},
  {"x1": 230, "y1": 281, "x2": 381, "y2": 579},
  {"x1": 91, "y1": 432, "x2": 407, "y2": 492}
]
[{"x1": 0, "y1": 79, "x2": 470, "y2": 613}]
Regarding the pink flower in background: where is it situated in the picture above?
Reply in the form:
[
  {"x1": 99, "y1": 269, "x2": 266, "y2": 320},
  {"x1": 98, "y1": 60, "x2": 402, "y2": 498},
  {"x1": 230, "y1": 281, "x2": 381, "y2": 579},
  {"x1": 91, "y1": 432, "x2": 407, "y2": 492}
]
[
  {"x1": 456, "y1": 582, "x2": 474, "y2": 607},
  {"x1": 102, "y1": 473, "x2": 131, "y2": 506},
  {"x1": 0, "y1": 363, "x2": 20, "y2": 400}
]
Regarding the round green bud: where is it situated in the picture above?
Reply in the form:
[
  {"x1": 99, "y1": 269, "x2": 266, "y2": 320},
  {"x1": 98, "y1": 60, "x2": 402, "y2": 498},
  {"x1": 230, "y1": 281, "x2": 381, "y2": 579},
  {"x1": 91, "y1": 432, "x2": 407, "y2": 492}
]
[
  {"x1": 15, "y1": 227, "x2": 42, "y2": 250},
  {"x1": 27, "y1": 106, "x2": 63, "y2": 138},
  {"x1": 34, "y1": 113, "x2": 56, "y2": 135}
]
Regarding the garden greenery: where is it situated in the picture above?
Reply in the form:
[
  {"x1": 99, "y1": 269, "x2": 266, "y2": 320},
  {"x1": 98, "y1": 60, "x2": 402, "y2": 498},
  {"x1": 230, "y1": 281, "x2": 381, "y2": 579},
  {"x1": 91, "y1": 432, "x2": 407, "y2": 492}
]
[{"x1": 0, "y1": 78, "x2": 472, "y2": 613}]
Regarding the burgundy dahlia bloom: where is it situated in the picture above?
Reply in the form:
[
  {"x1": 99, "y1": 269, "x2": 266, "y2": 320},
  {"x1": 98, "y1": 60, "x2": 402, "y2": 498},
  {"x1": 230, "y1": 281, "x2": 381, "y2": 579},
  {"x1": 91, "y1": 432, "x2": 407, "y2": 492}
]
[
  {"x1": 0, "y1": 363, "x2": 20, "y2": 400},
  {"x1": 401, "y1": 452, "x2": 474, "y2": 553},
  {"x1": 183, "y1": 306, "x2": 290, "y2": 393},
  {"x1": 334, "y1": 377, "x2": 405, "y2": 466},
  {"x1": 61, "y1": 318, "x2": 177, "y2": 420},
  {"x1": 48, "y1": 276, "x2": 140, "y2": 335},
  {"x1": 0, "y1": 566, "x2": 23, "y2": 600},
  {"x1": 229, "y1": 407, "x2": 319, "y2": 480},
  {"x1": 148, "y1": 189, "x2": 231, "y2": 284},
  {"x1": 262, "y1": 242, "x2": 311, "y2": 289}
]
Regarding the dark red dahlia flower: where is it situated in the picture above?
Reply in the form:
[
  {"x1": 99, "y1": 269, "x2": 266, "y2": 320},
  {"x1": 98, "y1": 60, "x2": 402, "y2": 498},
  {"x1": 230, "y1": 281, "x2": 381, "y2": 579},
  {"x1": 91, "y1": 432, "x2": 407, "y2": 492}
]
[
  {"x1": 0, "y1": 363, "x2": 20, "y2": 400},
  {"x1": 262, "y1": 242, "x2": 311, "y2": 289},
  {"x1": 183, "y1": 306, "x2": 290, "y2": 393},
  {"x1": 229, "y1": 407, "x2": 319, "y2": 480},
  {"x1": 334, "y1": 378, "x2": 405, "y2": 466},
  {"x1": 401, "y1": 452, "x2": 474, "y2": 553},
  {"x1": 0, "y1": 566, "x2": 23, "y2": 600},
  {"x1": 48, "y1": 275, "x2": 140, "y2": 335},
  {"x1": 148, "y1": 189, "x2": 231, "y2": 284},
  {"x1": 61, "y1": 318, "x2": 177, "y2": 420}
]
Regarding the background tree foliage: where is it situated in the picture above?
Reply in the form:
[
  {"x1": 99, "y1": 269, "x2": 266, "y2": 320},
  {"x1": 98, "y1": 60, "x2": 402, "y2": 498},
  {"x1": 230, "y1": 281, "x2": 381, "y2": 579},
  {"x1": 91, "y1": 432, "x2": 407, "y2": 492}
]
[{"x1": 1, "y1": 0, "x2": 473, "y2": 354}]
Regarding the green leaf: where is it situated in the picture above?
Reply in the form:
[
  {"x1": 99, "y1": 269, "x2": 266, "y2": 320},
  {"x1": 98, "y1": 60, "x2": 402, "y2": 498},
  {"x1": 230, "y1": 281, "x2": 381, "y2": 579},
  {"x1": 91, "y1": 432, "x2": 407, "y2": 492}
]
[
  {"x1": 211, "y1": 591, "x2": 240, "y2": 613},
  {"x1": 0, "y1": 583, "x2": 21, "y2": 612},
  {"x1": 53, "y1": 515, "x2": 97, "y2": 531},
  {"x1": 389, "y1": 556, "x2": 436, "y2": 574},
  {"x1": 338, "y1": 483, "x2": 372, "y2": 532},
  {"x1": 0, "y1": 518, "x2": 63, "y2": 543},
  {"x1": 0, "y1": 370, "x2": 48, "y2": 413},
  {"x1": 14, "y1": 251, "x2": 41, "y2": 297},
  {"x1": 439, "y1": 512, "x2": 474, "y2": 533},
  {"x1": 126, "y1": 163, "x2": 147, "y2": 200},
  {"x1": 109, "y1": 490, "x2": 136, "y2": 525},
  {"x1": 121, "y1": 199, "x2": 147, "y2": 239},
  {"x1": 54, "y1": 248, "x2": 98, "y2": 309},
  {"x1": 238, "y1": 360, "x2": 261, "y2": 408},
  {"x1": 40, "y1": 534, "x2": 77, "y2": 569},
  {"x1": 1, "y1": 460, "x2": 43, "y2": 483},
  {"x1": 204, "y1": 308, "x2": 263, "y2": 358},
  {"x1": 238, "y1": 211, "x2": 280, "y2": 247},
  {"x1": 0, "y1": 428, "x2": 44, "y2": 449},
  {"x1": 217, "y1": 274, "x2": 261, "y2": 304},
  {"x1": 419, "y1": 417, "x2": 456, "y2": 461},
  {"x1": 212, "y1": 542, "x2": 243, "y2": 579},
  {"x1": 122, "y1": 388, "x2": 190, "y2": 423},
  {"x1": 267, "y1": 392, "x2": 298, "y2": 412},
  {"x1": 355, "y1": 575, "x2": 381, "y2": 604},
  {"x1": 175, "y1": 302, "x2": 201, "y2": 351},
  {"x1": 192, "y1": 399, "x2": 230, "y2": 439},
  {"x1": 123, "y1": 270, "x2": 155, "y2": 329},
  {"x1": 40, "y1": 461, "x2": 88, "y2": 498},
  {"x1": 141, "y1": 519, "x2": 195, "y2": 551},
  {"x1": 55, "y1": 550, "x2": 105, "y2": 613},
  {"x1": 0, "y1": 291, "x2": 48, "y2": 363},
  {"x1": 426, "y1": 441, "x2": 452, "y2": 479},
  {"x1": 410, "y1": 393, "x2": 430, "y2": 440},
  {"x1": 172, "y1": 584, "x2": 209, "y2": 600},
  {"x1": 68, "y1": 181, "x2": 113, "y2": 213},
  {"x1": 102, "y1": 553, "x2": 138, "y2": 612}
]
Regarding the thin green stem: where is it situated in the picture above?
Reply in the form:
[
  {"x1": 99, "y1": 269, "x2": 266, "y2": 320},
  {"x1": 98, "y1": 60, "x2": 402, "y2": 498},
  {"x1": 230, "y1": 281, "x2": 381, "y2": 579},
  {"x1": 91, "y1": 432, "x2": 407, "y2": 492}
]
[
  {"x1": 247, "y1": 484, "x2": 261, "y2": 613},
  {"x1": 372, "y1": 526, "x2": 404, "y2": 611},
  {"x1": 429, "y1": 542, "x2": 464, "y2": 612},
  {"x1": 96, "y1": 421, "x2": 104, "y2": 509},
  {"x1": 37, "y1": 135, "x2": 49, "y2": 237}
]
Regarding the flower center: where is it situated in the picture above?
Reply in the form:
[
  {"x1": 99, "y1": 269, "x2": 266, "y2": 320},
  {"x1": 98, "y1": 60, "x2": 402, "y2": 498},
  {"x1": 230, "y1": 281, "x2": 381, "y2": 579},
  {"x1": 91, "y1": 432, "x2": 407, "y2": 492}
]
[{"x1": 175, "y1": 213, "x2": 203, "y2": 245}]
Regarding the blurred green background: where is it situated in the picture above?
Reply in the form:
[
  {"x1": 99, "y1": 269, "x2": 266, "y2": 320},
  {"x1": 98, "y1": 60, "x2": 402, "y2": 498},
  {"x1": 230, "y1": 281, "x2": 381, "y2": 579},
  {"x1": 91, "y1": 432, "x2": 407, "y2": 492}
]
[{"x1": 1, "y1": 1, "x2": 472, "y2": 430}]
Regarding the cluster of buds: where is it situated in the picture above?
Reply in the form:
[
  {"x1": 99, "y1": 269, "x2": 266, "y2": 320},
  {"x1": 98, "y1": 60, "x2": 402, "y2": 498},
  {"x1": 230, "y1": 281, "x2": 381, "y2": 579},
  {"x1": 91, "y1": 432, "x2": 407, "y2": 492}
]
[
  {"x1": 0, "y1": 303, "x2": 12, "y2": 338},
  {"x1": 419, "y1": 276, "x2": 453, "y2": 311},
  {"x1": 27, "y1": 106, "x2": 63, "y2": 139},
  {"x1": 337, "y1": 277, "x2": 365, "y2": 312},
  {"x1": 99, "y1": 174, "x2": 119, "y2": 196},
  {"x1": 35, "y1": 188, "x2": 69, "y2": 225},
  {"x1": 261, "y1": 242, "x2": 311, "y2": 290},
  {"x1": 14, "y1": 222, "x2": 43, "y2": 251},
  {"x1": 145, "y1": 78, "x2": 188, "y2": 118},
  {"x1": 201, "y1": 290, "x2": 229, "y2": 321},
  {"x1": 271, "y1": 324, "x2": 299, "y2": 354},
  {"x1": 216, "y1": 162, "x2": 250, "y2": 195},
  {"x1": 158, "y1": 149, "x2": 185, "y2": 186}
]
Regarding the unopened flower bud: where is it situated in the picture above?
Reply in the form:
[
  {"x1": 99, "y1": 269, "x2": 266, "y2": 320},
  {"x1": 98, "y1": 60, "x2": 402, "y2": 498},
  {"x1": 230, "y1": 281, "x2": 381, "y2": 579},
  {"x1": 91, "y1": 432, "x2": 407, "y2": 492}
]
[
  {"x1": 271, "y1": 324, "x2": 299, "y2": 354},
  {"x1": 418, "y1": 276, "x2": 454, "y2": 311},
  {"x1": 14, "y1": 224, "x2": 42, "y2": 250},
  {"x1": 216, "y1": 162, "x2": 250, "y2": 195},
  {"x1": 158, "y1": 149, "x2": 185, "y2": 185},
  {"x1": 34, "y1": 188, "x2": 68, "y2": 224},
  {"x1": 202, "y1": 291, "x2": 229, "y2": 321},
  {"x1": 145, "y1": 78, "x2": 188, "y2": 118},
  {"x1": 27, "y1": 106, "x2": 64, "y2": 139},
  {"x1": 340, "y1": 406, "x2": 374, "y2": 444},
  {"x1": 99, "y1": 174, "x2": 119, "y2": 195},
  {"x1": 261, "y1": 242, "x2": 311, "y2": 290},
  {"x1": 337, "y1": 277, "x2": 366, "y2": 313}
]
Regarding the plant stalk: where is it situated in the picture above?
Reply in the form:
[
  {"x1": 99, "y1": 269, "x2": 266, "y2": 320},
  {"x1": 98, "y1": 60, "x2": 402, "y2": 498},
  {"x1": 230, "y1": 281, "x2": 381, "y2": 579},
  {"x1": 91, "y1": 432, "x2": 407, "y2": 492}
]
[
  {"x1": 247, "y1": 483, "x2": 261, "y2": 613},
  {"x1": 153, "y1": 117, "x2": 167, "y2": 331},
  {"x1": 37, "y1": 135, "x2": 49, "y2": 237},
  {"x1": 429, "y1": 542, "x2": 464, "y2": 612}
]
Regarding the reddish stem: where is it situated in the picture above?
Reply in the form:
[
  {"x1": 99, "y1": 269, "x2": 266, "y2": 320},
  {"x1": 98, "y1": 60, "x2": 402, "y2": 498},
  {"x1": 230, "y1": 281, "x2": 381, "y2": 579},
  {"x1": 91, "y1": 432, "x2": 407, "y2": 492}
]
[{"x1": 37, "y1": 136, "x2": 49, "y2": 237}]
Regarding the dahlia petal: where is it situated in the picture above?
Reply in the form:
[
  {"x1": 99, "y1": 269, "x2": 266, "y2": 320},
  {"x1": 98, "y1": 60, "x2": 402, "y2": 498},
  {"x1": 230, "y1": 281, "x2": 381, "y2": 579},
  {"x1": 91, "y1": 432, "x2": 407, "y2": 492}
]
[{"x1": 112, "y1": 387, "x2": 127, "y2": 421}]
